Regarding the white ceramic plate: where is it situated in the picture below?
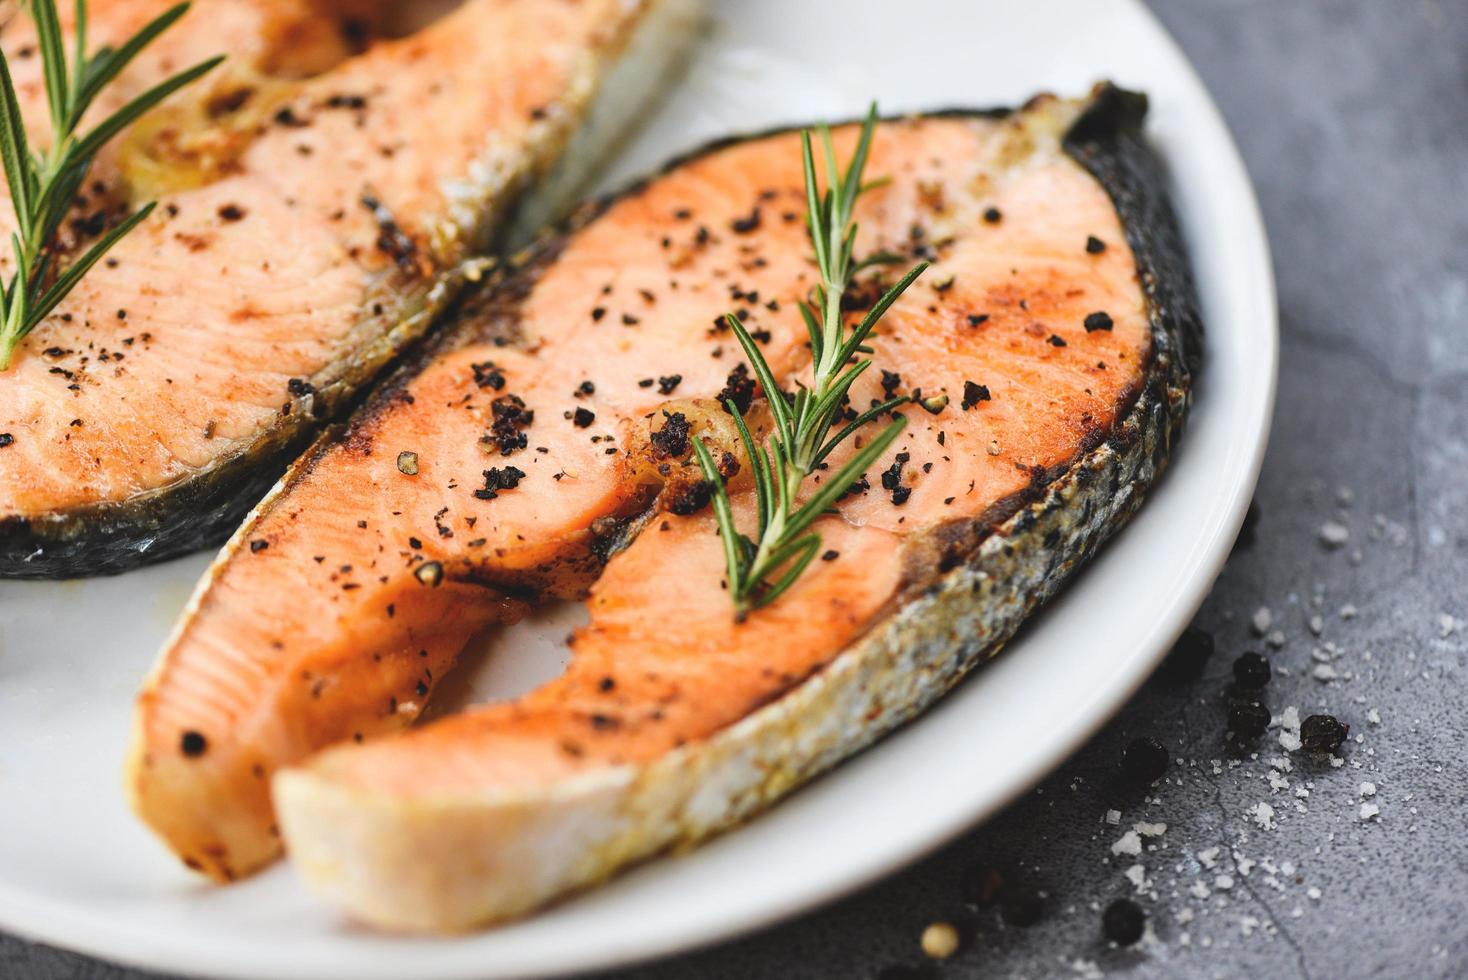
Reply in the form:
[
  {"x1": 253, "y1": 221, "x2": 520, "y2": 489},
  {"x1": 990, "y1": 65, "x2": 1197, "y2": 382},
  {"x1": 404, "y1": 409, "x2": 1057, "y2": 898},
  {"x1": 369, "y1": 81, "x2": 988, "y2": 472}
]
[{"x1": 0, "y1": 1, "x2": 1276, "y2": 977}]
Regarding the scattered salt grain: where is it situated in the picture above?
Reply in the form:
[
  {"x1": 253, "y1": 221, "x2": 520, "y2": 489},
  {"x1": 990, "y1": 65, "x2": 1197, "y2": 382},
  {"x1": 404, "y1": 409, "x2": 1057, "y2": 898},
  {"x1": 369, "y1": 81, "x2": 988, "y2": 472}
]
[
  {"x1": 1249, "y1": 802, "x2": 1277, "y2": 830},
  {"x1": 1318, "y1": 521, "x2": 1350, "y2": 548},
  {"x1": 1251, "y1": 607, "x2": 1273, "y2": 636},
  {"x1": 1360, "y1": 802, "x2": 1380, "y2": 821},
  {"x1": 1111, "y1": 831, "x2": 1143, "y2": 857},
  {"x1": 1279, "y1": 706, "x2": 1303, "y2": 751},
  {"x1": 1360, "y1": 782, "x2": 1377, "y2": 798}
]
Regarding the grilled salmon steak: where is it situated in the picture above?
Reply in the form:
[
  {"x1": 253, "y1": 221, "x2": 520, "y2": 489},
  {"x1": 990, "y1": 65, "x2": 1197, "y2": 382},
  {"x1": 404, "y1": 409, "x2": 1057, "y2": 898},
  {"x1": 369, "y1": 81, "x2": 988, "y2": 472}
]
[
  {"x1": 128, "y1": 85, "x2": 1199, "y2": 927},
  {"x1": 0, "y1": 0, "x2": 701, "y2": 577}
]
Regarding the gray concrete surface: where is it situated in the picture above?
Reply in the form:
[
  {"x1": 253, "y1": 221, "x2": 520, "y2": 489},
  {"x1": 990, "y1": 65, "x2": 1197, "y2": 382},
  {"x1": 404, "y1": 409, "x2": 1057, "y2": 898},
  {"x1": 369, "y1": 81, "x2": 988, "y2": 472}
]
[{"x1": 6, "y1": 0, "x2": 1466, "y2": 977}]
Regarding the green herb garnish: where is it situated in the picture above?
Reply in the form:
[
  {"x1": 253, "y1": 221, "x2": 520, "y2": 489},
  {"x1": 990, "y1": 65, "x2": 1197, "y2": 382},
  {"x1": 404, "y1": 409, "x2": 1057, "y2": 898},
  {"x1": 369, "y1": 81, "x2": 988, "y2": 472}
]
[
  {"x1": 693, "y1": 106, "x2": 926, "y2": 619},
  {"x1": 0, "y1": 0, "x2": 222, "y2": 370}
]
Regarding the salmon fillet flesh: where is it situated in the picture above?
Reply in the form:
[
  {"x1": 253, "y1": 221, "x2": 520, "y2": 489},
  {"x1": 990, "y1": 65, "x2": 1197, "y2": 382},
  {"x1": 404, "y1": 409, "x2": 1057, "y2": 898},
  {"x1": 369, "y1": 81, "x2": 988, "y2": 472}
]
[
  {"x1": 127, "y1": 85, "x2": 1200, "y2": 929},
  {"x1": 0, "y1": 0, "x2": 703, "y2": 577}
]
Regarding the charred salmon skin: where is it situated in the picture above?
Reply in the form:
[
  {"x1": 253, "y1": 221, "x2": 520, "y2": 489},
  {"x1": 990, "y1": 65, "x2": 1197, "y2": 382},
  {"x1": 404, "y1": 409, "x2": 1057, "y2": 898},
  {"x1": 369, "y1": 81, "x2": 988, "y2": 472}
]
[
  {"x1": 127, "y1": 85, "x2": 1199, "y2": 922},
  {"x1": 0, "y1": 0, "x2": 702, "y2": 578}
]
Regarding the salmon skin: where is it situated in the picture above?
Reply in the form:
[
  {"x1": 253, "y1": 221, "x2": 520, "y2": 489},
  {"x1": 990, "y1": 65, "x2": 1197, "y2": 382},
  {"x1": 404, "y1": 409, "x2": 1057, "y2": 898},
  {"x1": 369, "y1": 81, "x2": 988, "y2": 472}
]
[
  {"x1": 128, "y1": 84, "x2": 1200, "y2": 924},
  {"x1": 0, "y1": 0, "x2": 702, "y2": 578}
]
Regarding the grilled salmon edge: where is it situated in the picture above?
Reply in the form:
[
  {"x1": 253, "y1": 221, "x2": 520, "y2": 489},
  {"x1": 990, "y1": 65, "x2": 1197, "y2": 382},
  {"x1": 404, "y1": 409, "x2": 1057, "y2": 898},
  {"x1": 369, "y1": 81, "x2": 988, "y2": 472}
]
[
  {"x1": 269, "y1": 86, "x2": 1201, "y2": 932},
  {"x1": 1, "y1": 0, "x2": 705, "y2": 578}
]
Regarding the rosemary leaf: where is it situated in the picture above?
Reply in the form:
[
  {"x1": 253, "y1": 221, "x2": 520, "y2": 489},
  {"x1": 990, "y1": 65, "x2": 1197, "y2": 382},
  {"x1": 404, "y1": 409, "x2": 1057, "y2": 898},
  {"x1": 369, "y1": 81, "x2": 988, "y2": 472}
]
[
  {"x1": 694, "y1": 105, "x2": 926, "y2": 618},
  {"x1": 0, "y1": 0, "x2": 220, "y2": 371}
]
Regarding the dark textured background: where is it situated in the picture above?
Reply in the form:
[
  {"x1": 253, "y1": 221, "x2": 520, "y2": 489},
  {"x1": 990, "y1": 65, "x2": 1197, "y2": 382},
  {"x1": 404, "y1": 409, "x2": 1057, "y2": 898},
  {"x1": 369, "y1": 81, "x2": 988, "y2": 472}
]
[{"x1": 6, "y1": 0, "x2": 1467, "y2": 976}]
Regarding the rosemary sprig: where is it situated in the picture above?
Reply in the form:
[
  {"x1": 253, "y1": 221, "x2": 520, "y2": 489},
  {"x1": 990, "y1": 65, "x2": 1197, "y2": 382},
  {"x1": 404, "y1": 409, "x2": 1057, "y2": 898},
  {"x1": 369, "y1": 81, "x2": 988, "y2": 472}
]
[
  {"x1": 693, "y1": 106, "x2": 926, "y2": 619},
  {"x1": 0, "y1": 0, "x2": 222, "y2": 370}
]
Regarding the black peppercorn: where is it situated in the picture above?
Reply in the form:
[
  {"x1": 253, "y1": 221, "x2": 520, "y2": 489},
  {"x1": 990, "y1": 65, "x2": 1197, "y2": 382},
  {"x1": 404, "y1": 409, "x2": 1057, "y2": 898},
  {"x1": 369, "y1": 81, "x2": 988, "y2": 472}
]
[
  {"x1": 1102, "y1": 898, "x2": 1145, "y2": 946},
  {"x1": 180, "y1": 731, "x2": 208, "y2": 757},
  {"x1": 1228, "y1": 700, "x2": 1271, "y2": 738},
  {"x1": 1233, "y1": 651, "x2": 1271, "y2": 688},
  {"x1": 1300, "y1": 714, "x2": 1349, "y2": 753},
  {"x1": 1121, "y1": 737, "x2": 1169, "y2": 783}
]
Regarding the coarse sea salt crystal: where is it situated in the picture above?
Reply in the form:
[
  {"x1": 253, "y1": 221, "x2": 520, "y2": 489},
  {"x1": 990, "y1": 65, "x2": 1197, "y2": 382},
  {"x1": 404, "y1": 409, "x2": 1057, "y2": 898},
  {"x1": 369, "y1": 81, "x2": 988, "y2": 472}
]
[
  {"x1": 1319, "y1": 521, "x2": 1350, "y2": 548},
  {"x1": 1197, "y1": 846, "x2": 1220, "y2": 869},
  {"x1": 1251, "y1": 607, "x2": 1273, "y2": 635},
  {"x1": 1360, "y1": 802, "x2": 1380, "y2": 821},
  {"x1": 1111, "y1": 831, "x2": 1143, "y2": 857},
  {"x1": 1105, "y1": 809, "x2": 1121, "y2": 825},
  {"x1": 1136, "y1": 821, "x2": 1167, "y2": 838},
  {"x1": 1279, "y1": 705, "x2": 1303, "y2": 751},
  {"x1": 1249, "y1": 802, "x2": 1277, "y2": 830},
  {"x1": 1360, "y1": 782, "x2": 1377, "y2": 798}
]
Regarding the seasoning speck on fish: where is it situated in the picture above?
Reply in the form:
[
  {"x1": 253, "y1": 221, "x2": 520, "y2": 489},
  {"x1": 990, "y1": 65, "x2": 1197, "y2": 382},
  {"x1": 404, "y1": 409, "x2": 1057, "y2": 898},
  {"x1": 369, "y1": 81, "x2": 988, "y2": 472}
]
[
  {"x1": 961, "y1": 381, "x2": 990, "y2": 409},
  {"x1": 650, "y1": 411, "x2": 691, "y2": 458},
  {"x1": 472, "y1": 362, "x2": 506, "y2": 390},
  {"x1": 474, "y1": 466, "x2": 526, "y2": 500}
]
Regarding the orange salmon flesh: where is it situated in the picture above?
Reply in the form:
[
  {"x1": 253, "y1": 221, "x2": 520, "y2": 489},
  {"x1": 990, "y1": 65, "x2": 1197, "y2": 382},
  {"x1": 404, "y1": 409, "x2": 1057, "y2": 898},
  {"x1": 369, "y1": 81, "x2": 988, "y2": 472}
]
[
  {"x1": 129, "y1": 100, "x2": 1155, "y2": 886},
  {"x1": 0, "y1": 0, "x2": 667, "y2": 544}
]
